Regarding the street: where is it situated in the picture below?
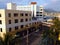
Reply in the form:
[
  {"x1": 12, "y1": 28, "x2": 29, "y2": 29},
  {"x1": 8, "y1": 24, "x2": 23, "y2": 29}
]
[
  {"x1": 14, "y1": 25, "x2": 50, "y2": 45},
  {"x1": 20, "y1": 31, "x2": 42, "y2": 45}
]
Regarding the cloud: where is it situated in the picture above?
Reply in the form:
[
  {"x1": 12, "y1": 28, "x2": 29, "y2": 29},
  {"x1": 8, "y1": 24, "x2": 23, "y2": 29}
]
[
  {"x1": 0, "y1": 0, "x2": 11, "y2": 3},
  {"x1": 0, "y1": 0, "x2": 5, "y2": 2},
  {"x1": 0, "y1": 0, "x2": 8, "y2": 2},
  {"x1": 51, "y1": 0, "x2": 59, "y2": 3},
  {"x1": 41, "y1": 3, "x2": 48, "y2": 7}
]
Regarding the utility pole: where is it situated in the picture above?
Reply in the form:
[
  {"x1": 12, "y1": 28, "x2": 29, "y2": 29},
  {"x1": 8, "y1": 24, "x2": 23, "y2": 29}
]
[{"x1": 27, "y1": 30, "x2": 29, "y2": 45}]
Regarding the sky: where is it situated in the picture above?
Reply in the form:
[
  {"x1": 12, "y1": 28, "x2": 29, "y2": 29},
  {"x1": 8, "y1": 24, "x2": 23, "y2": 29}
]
[{"x1": 0, "y1": 0, "x2": 60, "y2": 11}]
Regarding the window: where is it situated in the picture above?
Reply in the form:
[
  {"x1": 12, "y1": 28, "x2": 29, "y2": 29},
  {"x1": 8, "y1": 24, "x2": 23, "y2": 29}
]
[
  {"x1": 29, "y1": 23, "x2": 31, "y2": 25},
  {"x1": 9, "y1": 28, "x2": 12, "y2": 32},
  {"x1": 37, "y1": 15, "x2": 42, "y2": 16},
  {"x1": 35, "y1": 22, "x2": 36, "y2": 24},
  {"x1": 41, "y1": 9, "x2": 43, "y2": 11},
  {"x1": 0, "y1": 14, "x2": 1, "y2": 17},
  {"x1": 30, "y1": 14, "x2": 31, "y2": 16},
  {"x1": 15, "y1": 26, "x2": 18, "y2": 30},
  {"x1": 20, "y1": 19, "x2": 23, "y2": 22},
  {"x1": 8, "y1": 13, "x2": 11, "y2": 17},
  {"x1": 25, "y1": 25, "x2": 28, "y2": 27},
  {"x1": 40, "y1": 15, "x2": 42, "y2": 16},
  {"x1": 0, "y1": 20, "x2": 2, "y2": 24},
  {"x1": 36, "y1": 15, "x2": 39, "y2": 16},
  {"x1": 21, "y1": 25, "x2": 23, "y2": 28},
  {"x1": 40, "y1": 12, "x2": 42, "y2": 14},
  {"x1": 20, "y1": 13, "x2": 23, "y2": 16},
  {"x1": 14, "y1": 13, "x2": 18, "y2": 17},
  {"x1": 25, "y1": 13, "x2": 28, "y2": 16},
  {"x1": 8, "y1": 20, "x2": 11, "y2": 24},
  {"x1": 29, "y1": 18, "x2": 31, "y2": 21},
  {"x1": 37, "y1": 12, "x2": 39, "y2": 13},
  {"x1": 15, "y1": 19, "x2": 18, "y2": 23},
  {"x1": 0, "y1": 28, "x2": 2, "y2": 32},
  {"x1": 25, "y1": 18, "x2": 28, "y2": 21}
]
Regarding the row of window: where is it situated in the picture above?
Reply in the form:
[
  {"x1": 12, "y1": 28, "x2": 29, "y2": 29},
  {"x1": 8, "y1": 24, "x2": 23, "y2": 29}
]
[
  {"x1": 0, "y1": 25, "x2": 23, "y2": 32},
  {"x1": 8, "y1": 18, "x2": 31, "y2": 24},
  {"x1": 9, "y1": 24, "x2": 29, "y2": 32},
  {"x1": 9, "y1": 25, "x2": 24, "y2": 32},
  {"x1": 0, "y1": 13, "x2": 31, "y2": 17},
  {"x1": 8, "y1": 13, "x2": 31, "y2": 17},
  {"x1": 0, "y1": 22, "x2": 38, "y2": 32},
  {"x1": 0, "y1": 18, "x2": 31, "y2": 24},
  {"x1": 36, "y1": 15, "x2": 42, "y2": 16}
]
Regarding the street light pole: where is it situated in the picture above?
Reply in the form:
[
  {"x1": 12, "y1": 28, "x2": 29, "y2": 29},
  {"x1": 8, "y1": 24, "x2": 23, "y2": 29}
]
[{"x1": 27, "y1": 30, "x2": 29, "y2": 45}]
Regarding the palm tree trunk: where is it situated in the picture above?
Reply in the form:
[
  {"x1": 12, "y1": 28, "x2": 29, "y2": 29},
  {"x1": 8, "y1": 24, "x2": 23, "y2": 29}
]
[{"x1": 54, "y1": 40, "x2": 56, "y2": 45}]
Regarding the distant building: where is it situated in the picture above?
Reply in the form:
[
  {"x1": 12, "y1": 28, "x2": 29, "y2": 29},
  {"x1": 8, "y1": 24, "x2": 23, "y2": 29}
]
[
  {"x1": 44, "y1": 11, "x2": 56, "y2": 17},
  {"x1": 55, "y1": 12, "x2": 60, "y2": 20},
  {"x1": 36, "y1": 6, "x2": 44, "y2": 18}
]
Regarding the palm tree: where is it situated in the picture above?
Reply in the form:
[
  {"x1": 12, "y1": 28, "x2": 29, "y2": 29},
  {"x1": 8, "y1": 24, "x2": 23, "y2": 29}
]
[
  {"x1": 38, "y1": 29, "x2": 55, "y2": 45},
  {"x1": 0, "y1": 33, "x2": 22, "y2": 45},
  {"x1": 0, "y1": 34, "x2": 15, "y2": 45},
  {"x1": 38, "y1": 17, "x2": 60, "y2": 45},
  {"x1": 51, "y1": 17, "x2": 60, "y2": 45},
  {"x1": 52, "y1": 17, "x2": 60, "y2": 31}
]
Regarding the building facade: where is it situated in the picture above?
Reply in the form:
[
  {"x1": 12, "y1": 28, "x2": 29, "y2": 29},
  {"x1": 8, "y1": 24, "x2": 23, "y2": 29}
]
[
  {"x1": 0, "y1": 9, "x2": 41, "y2": 38},
  {"x1": 0, "y1": 9, "x2": 32, "y2": 38}
]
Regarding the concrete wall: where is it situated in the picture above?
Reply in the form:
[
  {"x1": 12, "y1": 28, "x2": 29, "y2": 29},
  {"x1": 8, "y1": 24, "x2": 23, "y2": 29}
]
[{"x1": 0, "y1": 9, "x2": 6, "y2": 38}]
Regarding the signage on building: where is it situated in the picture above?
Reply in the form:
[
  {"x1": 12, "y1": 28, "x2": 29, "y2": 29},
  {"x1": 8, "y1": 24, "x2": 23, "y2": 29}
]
[{"x1": 31, "y1": 2, "x2": 37, "y2": 4}]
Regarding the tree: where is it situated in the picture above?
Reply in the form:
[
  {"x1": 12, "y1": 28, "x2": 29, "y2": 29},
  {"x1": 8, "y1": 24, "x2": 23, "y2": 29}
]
[
  {"x1": 0, "y1": 33, "x2": 22, "y2": 45},
  {"x1": 0, "y1": 34, "x2": 15, "y2": 45},
  {"x1": 51, "y1": 17, "x2": 60, "y2": 45},
  {"x1": 38, "y1": 29, "x2": 55, "y2": 45},
  {"x1": 38, "y1": 17, "x2": 60, "y2": 45}
]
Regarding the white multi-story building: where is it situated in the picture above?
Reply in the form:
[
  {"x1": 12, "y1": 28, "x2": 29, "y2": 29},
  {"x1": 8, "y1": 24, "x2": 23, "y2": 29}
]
[
  {"x1": 0, "y1": 9, "x2": 41, "y2": 38},
  {"x1": 36, "y1": 6, "x2": 44, "y2": 18},
  {"x1": 0, "y1": 9, "x2": 32, "y2": 38}
]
